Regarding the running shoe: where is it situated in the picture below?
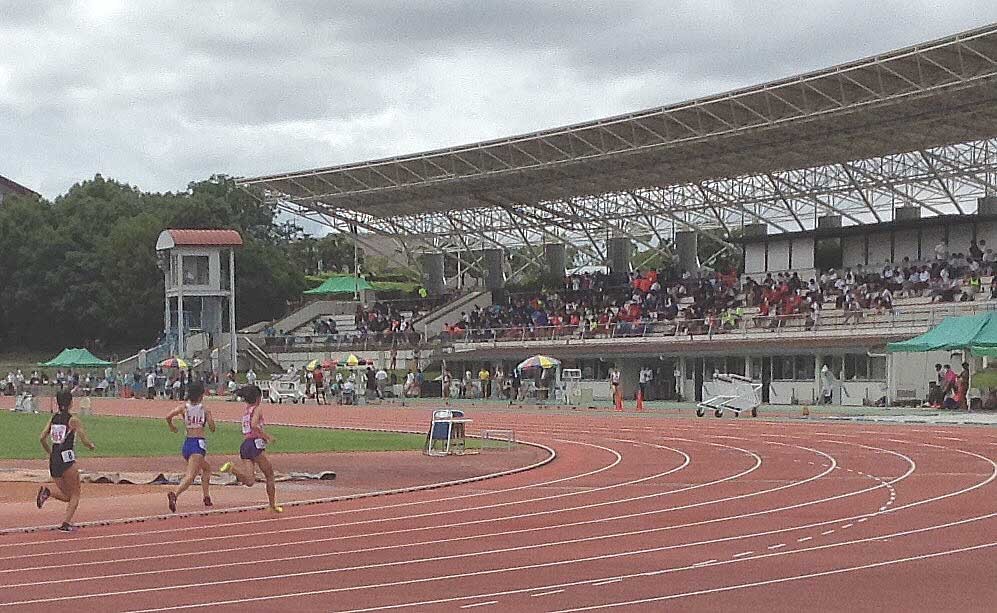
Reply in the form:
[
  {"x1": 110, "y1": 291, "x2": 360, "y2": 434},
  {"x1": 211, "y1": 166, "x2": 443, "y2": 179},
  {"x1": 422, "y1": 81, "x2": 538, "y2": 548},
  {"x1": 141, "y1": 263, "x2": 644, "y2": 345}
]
[
  {"x1": 219, "y1": 462, "x2": 233, "y2": 473},
  {"x1": 167, "y1": 491, "x2": 177, "y2": 513},
  {"x1": 269, "y1": 505, "x2": 284, "y2": 514},
  {"x1": 57, "y1": 523, "x2": 76, "y2": 532},
  {"x1": 203, "y1": 496, "x2": 213, "y2": 507},
  {"x1": 36, "y1": 487, "x2": 50, "y2": 509}
]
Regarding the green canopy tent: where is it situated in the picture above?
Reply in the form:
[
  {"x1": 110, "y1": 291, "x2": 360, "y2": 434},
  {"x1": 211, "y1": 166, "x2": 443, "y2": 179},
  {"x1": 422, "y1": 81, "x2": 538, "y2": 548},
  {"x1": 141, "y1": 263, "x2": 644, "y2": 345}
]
[
  {"x1": 40, "y1": 348, "x2": 113, "y2": 368},
  {"x1": 303, "y1": 275, "x2": 373, "y2": 296},
  {"x1": 887, "y1": 312, "x2": 997, "y2": 355}
]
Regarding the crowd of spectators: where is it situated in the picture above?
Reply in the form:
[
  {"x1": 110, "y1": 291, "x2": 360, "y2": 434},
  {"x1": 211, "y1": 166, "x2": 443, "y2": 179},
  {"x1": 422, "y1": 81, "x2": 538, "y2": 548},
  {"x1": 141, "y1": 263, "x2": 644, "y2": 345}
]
[{"x1": 442, "y1": 237, "x2": 997, "y2": 342}]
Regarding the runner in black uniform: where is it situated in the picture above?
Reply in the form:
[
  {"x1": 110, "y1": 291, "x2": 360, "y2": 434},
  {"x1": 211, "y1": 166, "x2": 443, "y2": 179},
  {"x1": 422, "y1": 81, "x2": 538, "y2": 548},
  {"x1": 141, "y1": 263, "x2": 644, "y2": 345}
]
[{"x1": 37, "y1": 390, "x2": 96, "y2": 532}]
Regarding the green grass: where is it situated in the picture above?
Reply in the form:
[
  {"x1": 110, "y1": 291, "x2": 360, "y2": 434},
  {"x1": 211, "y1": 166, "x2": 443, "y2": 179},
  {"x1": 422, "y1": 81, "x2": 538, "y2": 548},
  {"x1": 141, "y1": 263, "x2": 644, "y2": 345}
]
[{"x1": 0, "y1": 412, "x2": 427, "y2": 460}]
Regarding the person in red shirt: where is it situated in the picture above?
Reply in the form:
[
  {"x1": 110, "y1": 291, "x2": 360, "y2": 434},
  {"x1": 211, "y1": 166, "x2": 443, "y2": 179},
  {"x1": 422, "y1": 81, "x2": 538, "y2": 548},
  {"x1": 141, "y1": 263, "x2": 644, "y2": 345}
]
[{"x1": 313, "y1": 367, "x2": 325, "y2": 404}]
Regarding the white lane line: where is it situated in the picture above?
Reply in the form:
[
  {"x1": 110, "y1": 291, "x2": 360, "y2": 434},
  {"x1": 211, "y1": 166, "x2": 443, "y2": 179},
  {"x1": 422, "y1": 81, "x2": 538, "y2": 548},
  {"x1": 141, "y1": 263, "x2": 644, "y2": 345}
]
[
  {"x1": 460, "y1": 601, "x2": 497, "y2": 609},
  {"x1": 547, "y1": 542, "x2": 997, "y2": 612},
  {"x1": 0, "y1": 439, "x2": 753, "y2": 568},
  {"x1": 308, "y1": 514, "x2": 997, "y2": 613},
  {"x1": 0, "y1": 440, "x2": 862, "y2": 591},
  {"x1": 692, "y1": 560, "x2": 718, "y2": 567},
  {"x1": 592, "y1": 578, "x2": 622, "y2": 586},
  {"x1": 532, "y1": 590, "x2": 564, "y2": 597},
  {"x1": 731, "y1": 551, "x2": 754, "y2": 558},
  {"x1": 857, "y1": 518, "x2": 868, "y2": 523},
  {"x1": 767, "y1": 544, "x2": 786, "y2": 550},
  {"x1": 841, "y1": 524, "x2": 854, "y2": 529},
  {"x1": 4, "y1": 438, "x2": 950, "y2": 607},
  {"x1": 0, "y1": 438, "x2": 620, "y2": 547},
  {"x1": 821, "y1": 530, "x2": 836, "y2": 536},
  {"x1": 797, "y1": 536, "x2": 812, "y2": 542}
]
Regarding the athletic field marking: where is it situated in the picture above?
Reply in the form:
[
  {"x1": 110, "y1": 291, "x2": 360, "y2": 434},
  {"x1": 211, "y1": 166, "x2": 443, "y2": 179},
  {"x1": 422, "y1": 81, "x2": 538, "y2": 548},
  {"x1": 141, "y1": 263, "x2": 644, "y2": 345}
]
[
  {"x1": 531, "y1": 590, "x2": 564, "y2": 597},
  {"x1": 591, "y1": 578, "x2": 622, "y2": 586},
  {"x1": 797, "y1": 536, "x2": 812, "y2": 542},
  {"x1": 767, "y1": 543, "x2": 785, "y2": 550},
  {"x1": 732, "y1": 551, "x2": 754, "y2": 558},
  {"x1": 13, "y1": 438, "x2": 986, "y2": 609},
  {"x1": 547, "y1": 542, "x2": 997, "y2": 612},
  {"x1": 693, "y1": 560, "x2": 717, "y2": 567},
  {"x1": 460, "y1": 601, "x2": 497, "y2": 608},
  {"x1": 841, "y1": 524, "x2": 854, "y2": 529},
  {"x1": 821, "y1": 530, "x2": 836, "y2": 535}
]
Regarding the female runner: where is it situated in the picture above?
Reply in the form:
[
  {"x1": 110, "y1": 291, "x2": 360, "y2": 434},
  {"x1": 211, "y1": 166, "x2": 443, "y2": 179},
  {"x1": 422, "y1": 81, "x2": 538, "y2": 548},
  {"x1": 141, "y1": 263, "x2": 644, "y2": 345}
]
[
  {"x1": 36, "y1": 390, "x2": 96, "y2": 532},
  {"x1": 220, "y1": 385, "x2": 282, "y2": 513},
  {"x1": 164, "y1": 381, "x2": 216, "y2": 512}
]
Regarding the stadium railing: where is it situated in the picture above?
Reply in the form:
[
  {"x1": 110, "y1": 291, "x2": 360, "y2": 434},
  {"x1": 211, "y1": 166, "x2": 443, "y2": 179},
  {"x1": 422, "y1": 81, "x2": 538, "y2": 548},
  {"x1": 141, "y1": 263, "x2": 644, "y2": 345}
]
[{"x1": 446, "y1": 301, "x2": 997, "y2": 348}]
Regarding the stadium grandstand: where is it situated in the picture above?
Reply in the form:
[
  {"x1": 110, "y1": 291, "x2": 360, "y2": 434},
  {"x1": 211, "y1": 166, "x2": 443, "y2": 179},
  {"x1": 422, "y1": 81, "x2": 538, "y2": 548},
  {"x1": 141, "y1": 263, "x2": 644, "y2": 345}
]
[{"x1": 238, "y1": 23, "x2": 997, "y2": 408}]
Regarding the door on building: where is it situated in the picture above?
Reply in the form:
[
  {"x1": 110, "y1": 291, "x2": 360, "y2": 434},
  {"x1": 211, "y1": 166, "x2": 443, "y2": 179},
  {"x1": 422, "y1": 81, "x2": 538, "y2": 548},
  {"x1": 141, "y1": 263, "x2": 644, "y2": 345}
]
[
  {"x1": 760, "y1": 357, "x2": 772, "y2": 403},
  {"x1": 654, "y1": 360, "x2": 677, "y2": 401},
  {"x1": 693, "y1": 358, "x2": 704, "y2": 402}
]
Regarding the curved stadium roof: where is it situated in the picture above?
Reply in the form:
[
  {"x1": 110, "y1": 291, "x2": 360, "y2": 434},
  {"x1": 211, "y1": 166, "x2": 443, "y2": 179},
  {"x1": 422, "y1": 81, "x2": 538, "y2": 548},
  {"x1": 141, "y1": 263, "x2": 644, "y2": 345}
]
[{"x1": 240, "y1": 23, "x2": 997, "y2": 224}]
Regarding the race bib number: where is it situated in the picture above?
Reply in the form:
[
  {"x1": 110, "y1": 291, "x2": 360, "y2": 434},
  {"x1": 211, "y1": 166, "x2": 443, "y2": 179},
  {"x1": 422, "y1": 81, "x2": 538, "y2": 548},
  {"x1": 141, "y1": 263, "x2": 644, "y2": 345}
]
[
  {"x1": 241, "y1": 415, "x2": 252, "y2": 435},
  {"x1": 198, "y1": 439, "x2": 206, "y2": 450},
  {"x1": 50, "y1": 425, "x2": 67, "y2": 444},
  {"x1": 60, "y1": 450, "x2": 76, "y2": 463},
  {"x1": 254, "y1": 438, "x2": 267, "y2": 450}
]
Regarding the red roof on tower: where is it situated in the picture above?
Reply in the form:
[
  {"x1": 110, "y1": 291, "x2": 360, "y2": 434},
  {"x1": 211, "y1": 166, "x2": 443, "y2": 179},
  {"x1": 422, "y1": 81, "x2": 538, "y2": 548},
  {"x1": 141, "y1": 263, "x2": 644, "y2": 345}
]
[{"x1": 156, "y1": 229, "x2": 243, "y2": 250}]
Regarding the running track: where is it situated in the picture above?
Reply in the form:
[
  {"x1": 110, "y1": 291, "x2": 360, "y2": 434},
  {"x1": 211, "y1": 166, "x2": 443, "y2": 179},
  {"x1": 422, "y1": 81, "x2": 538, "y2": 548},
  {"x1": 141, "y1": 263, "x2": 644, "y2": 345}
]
[{"x1": 2, "y1": 405, "x2": 996, "y2": 612}]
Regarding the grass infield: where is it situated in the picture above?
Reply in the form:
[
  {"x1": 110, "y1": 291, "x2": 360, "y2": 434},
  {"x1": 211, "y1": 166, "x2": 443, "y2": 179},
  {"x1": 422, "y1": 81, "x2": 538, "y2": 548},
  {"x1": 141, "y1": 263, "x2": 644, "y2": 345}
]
[{"x1": 0, "y1": 411, "x2": 430, "y2": 460}]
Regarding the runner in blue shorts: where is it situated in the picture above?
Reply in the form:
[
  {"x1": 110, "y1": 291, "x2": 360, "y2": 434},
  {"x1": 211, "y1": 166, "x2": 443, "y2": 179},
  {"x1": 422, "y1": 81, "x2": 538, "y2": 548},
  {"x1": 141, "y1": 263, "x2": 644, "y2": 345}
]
[
  {"x1": 220, "y1": 385, "x2": 282, "y2": 513},
  {"x1": 164, "y1": 382, "x2": 216, "y2": 512}
]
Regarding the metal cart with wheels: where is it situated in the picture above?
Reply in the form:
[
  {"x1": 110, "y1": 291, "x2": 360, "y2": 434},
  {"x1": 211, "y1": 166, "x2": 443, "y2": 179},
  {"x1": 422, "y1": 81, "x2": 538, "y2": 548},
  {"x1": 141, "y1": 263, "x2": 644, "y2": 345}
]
[{"x1": 696, "y1": 373, "x2": 762, "y2": 418}]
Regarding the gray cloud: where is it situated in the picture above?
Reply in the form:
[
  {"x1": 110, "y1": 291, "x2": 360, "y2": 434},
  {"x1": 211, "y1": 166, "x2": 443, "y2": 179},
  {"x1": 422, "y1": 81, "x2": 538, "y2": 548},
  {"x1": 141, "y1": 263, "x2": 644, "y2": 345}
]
[{"x1": 1, "y1": 0, "x2": 995, "y2": 199}]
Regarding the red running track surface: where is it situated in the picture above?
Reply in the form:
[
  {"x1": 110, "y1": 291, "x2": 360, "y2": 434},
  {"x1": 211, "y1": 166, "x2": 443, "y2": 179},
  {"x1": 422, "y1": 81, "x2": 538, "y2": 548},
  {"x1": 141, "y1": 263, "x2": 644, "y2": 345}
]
[{"x1": 1, "y1": 404, "x2": 995, "y2": 612}]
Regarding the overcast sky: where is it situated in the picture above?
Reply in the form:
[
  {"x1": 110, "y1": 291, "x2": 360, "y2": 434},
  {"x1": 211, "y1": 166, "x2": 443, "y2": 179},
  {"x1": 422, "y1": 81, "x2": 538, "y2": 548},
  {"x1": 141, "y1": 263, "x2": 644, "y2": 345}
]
[{"x1": 2, "y1": 1, "x2": 996, "y2": 199}]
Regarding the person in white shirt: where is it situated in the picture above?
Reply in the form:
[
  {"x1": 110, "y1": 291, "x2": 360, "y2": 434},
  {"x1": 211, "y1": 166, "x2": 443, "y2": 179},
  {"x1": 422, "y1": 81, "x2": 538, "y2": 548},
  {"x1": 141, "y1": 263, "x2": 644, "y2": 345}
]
[
  {"x1": 935, "y1": 240, "x2": 948, "y2": 261},
  {"x1": 246, "y1": 369, "x2": 257, "y2": 386},
  {"x1": 609, "y1": 368, "x2": 622, "y2": 401},
  {"x1": 638, "y1": 367, "x2": 653, "y2": 400},
  {"x1": 375, "y1": 367, "x2": 388, "y2": 399},
  {"x1": 146, "y1": 372, "x2": 157, "y2": 400}
]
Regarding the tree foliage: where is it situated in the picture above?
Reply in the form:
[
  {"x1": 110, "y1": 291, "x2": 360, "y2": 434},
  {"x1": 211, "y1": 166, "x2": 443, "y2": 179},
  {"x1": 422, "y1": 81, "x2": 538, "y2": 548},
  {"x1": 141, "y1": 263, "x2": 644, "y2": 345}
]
[{"x1": 0, "y1": 174, "x2": 315, "y2": 354}]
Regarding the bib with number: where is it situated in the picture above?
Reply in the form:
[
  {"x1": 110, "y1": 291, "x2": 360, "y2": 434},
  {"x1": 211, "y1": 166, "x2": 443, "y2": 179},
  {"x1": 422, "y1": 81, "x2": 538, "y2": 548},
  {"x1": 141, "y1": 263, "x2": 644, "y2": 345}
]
[
  {"x1": 60, "y1": 449, "x2": 76, "y2": 463},
  {"x1": 254, "y1": 438, "x2": 267, "y2": 450},
  {"x1": 50, "y1": 424, "x2": 68, "y2": 444}
]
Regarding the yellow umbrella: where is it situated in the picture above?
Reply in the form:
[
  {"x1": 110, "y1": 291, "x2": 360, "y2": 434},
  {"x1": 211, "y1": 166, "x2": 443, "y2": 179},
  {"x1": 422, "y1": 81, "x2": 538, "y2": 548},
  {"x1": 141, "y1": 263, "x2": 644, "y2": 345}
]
[
  {"x1": 516, "y1": 355, "x2": 561, "y2": 370},
  {"x1": 345, "y1": 354, "x2": 361, "y2": 367},
  {"x1": 305, "y1": 359, "x2": 321, "y2": 371}
]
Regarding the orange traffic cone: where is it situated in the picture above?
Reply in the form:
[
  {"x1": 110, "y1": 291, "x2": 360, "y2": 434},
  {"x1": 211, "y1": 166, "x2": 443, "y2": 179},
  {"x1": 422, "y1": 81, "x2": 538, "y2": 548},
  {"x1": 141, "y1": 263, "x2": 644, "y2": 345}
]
[
  {"x1": 636, "y1": 390, "x2": 645, "y2": 412},
  {"x1": 614, "y1": 388, "x2": 624, "y2": 412}
]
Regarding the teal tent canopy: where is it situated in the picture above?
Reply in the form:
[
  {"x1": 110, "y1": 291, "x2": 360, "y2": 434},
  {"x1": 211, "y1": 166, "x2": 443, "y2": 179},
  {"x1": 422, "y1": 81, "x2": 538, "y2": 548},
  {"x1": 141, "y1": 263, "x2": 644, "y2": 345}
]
[
  {"x1": 40, "y1": 348, "x2": 113, "y2": 368},
  {"x1": 303, "y1": 275, "x2": 373, "y2": 296},
  {"x1": 887, "y1": 312, "x2": 997, "y2": 354}
]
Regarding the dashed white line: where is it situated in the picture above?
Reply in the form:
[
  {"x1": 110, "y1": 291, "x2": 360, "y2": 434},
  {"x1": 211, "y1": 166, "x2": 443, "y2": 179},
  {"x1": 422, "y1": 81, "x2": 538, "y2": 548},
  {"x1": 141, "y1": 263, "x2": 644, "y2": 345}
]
[
  {"x1": 592, "y1": 578, "x2": 622, "y2": 586},
  {"x1": 797, "y1": 536, "x2": 812, "y2": 542},
  {"x1": 693, "y1": 559, "x2": 718, "y2": 567},
  {"x1": 857, "y1": 518, "x2": 868, "y2": 523},
  {"x1": 460, "y1": 601, "x2": 497, "y2": 609},
  {"x1": 841, "y1": 524, "x2": 854, "y2": 529},
  {"x1": 731, "y1": 551, "x2": 754, "y2": 558},
  {"x1": 821, "y1": 530, "x2": 836, "y2": 536},
  {"x1": 767, "y1": 544, "x2": 786, "y2": 550},
  {"x1": 532, "y1": 590, "x2": 565, "y2": 597}
]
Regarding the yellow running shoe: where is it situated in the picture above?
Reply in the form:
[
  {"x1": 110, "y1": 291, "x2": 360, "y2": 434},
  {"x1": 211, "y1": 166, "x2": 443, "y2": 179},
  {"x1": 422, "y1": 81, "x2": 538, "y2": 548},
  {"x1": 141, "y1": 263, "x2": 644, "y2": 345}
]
[
  {"x1": 269, "y1": 505, "x2": 284, "y2": 514},
  {"x1": 219, "y1": 462, "x2": 233, "y2": 473}
]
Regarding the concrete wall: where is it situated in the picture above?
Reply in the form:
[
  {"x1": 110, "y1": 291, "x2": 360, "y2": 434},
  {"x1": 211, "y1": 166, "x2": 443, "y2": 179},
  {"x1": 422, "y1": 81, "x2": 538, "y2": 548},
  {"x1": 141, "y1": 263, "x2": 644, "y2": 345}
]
[
  {"x1": 745, "y1": 243, "x2": 766, "y2": 274},
  {"x1": 767, "y1": 239, "x2": 790, "y2": 271},
  {"x1": 791, "y1": 237, "x2": 815, "y2": 270},
  {"x1": 868, "y1": 231, "x2": 892, "y2": 266},
  {"x1": 894, "y1": 229, "x2": 920, "y2": 262},
  {"x1": 842, "y1": 235, "x2": 864, "y2": 267}
]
